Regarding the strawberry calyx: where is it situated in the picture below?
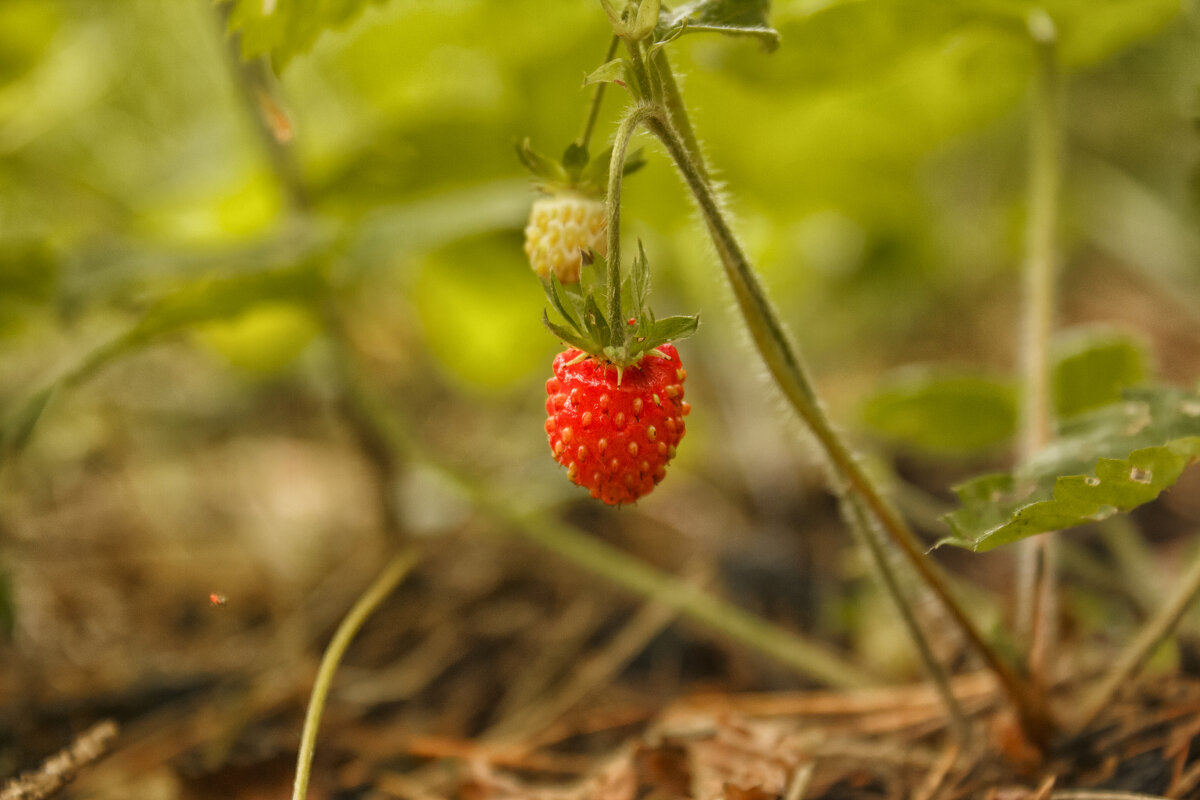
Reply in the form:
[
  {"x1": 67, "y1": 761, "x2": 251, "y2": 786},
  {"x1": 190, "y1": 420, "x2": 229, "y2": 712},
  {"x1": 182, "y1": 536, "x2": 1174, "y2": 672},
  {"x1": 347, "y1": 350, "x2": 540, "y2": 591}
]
[
  {"x1": 542, "y1": 240, "x2": 698, "y2": 379},
  {"x1": 517, "y1": 137, "x2": 646, "y2": 199}
]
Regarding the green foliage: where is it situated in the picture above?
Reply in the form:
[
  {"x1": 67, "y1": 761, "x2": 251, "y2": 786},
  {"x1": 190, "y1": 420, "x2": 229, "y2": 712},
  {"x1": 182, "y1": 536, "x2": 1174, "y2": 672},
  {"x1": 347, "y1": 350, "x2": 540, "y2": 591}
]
[
  {"x1": 860, "y1": 369, "x2": 1017, "y2": 457},
  {"x1": 658, "y1": 0, "x2": 780, "y2": 50},
  {"x1": 941, "y1": 388, "x2": 1200, "y2": 551},
  {"x1": 860, "y1": 328, "x2": 1153, "y2": 458},
  {"x1": 3, "y1": 259, "x2": 325, "y2": 456},
  {"x1": 223, "y1": 0, "x2": 385, "y2": 69},
  {"x1": 1053, "y1": 326, "x2": 1148, "y2": 419}
]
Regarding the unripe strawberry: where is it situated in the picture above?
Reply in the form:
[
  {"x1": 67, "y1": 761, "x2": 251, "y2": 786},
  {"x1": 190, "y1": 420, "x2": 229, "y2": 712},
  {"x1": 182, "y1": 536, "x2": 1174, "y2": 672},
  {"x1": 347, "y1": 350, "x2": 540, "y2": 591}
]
[
  {"x1": 546, "y1": 345, "x2": 689, "y2": 505},
  {"x1": 524, "y1": 195, "x2": 608, "y2": 284}
]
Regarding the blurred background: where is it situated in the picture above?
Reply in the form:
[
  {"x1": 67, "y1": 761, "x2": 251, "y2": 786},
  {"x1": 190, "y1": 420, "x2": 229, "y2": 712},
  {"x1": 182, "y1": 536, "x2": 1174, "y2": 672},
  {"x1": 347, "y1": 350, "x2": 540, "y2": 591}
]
[{"x1": 2, "y1": 1, "x2": 1200, "y2": 797}]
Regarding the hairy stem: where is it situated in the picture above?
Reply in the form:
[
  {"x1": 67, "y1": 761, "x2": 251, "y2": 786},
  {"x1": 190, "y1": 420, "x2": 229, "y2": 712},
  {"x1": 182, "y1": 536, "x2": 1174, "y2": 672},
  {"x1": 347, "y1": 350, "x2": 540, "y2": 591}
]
[
  {"x1": 1075, "y1": 543, "x2": 1200, "y2": 730},
  {"x1": 292, "y1": 548, "x2": 421, "y2": 800},
  {"x1": 623, "y1": 37, "x2": 660, "y2": 105},
  {"x1": 605, "y1": 104, "x2": 655, "y2": 334},
  {"x1": 644, "y1": 110, "x2": 1053, "y2": 746},
  {"x1": 649, "y1": 47, "x2": 707, "y2": 181},
  {"x1": 1016, "y1": 10, "x2": 1063, "y2": 687}
]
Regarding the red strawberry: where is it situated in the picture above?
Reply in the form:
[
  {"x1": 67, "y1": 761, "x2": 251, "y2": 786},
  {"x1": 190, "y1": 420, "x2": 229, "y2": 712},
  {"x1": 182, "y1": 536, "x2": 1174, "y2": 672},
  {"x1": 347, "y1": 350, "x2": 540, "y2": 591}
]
[
  {"x1": 546, "y1": 344, "x2": 690, "y2": 505},
  {"x1": 538, "y1": 238, "x2": 698, "y2": 504}
]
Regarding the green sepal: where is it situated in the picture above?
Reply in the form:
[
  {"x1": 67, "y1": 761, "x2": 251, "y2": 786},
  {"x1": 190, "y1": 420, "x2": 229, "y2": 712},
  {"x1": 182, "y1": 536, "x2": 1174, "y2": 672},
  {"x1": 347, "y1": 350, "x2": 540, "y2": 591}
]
[
  {"x1": 542, "y1": 309, "x2": 594, "y2": 353},
  {"x1": 583, "y1": 293, "x2": 613, "y2": 347},
  {"x1": 517, "y1": 138, "x2": 567, "y2": 187},
  {"x1": 644, "y1": 314, "x2": 699, "y2": 343},
  {"x1": 562, "y1": 142, "x2": 589, "y2": 182},
  {"x1": 541, "y1": 241, "x2": 698, "y2": 367},
  {"x1": 581, "y1": 146, "x2": 645, "y2": 194},
  {"x1": 547, "y1": 273, "x2": 584, "y2": 333},
  {"x1": 631, "y1": 0, "x2": 662, "y2": 40}
]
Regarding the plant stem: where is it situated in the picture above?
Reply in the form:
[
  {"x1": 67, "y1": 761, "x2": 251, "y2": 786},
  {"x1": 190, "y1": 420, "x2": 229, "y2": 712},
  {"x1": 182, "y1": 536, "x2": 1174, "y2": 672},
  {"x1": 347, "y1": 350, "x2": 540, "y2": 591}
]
[
  {"x1": 330, "y1": 333, "x2": 876, "y2": 689},
  {"x1": 605, "y1": 104, "x2": 655, "y2": 334},
  {"x1": 1016, "y1": 10, "x2": 1062, "y2": 687},
  {"x1": 623, "y1": 38, "x2": 659, "y2": 104},
  {"x1": 845, "y1": 495, "x2": 970, "y2": 745},
  {"x1": 1075, "y1": 543, "x2": 1200, "y2": 730},
  {"x1": 577, "y1": 36, "x2": 621, "y2": 151},
  {"x1": 292, "y1": 548, "x2": 421, "y2": 800},
  {"x1": 214, "y1": 3, "x2": 309, "y2": 213},
  {"x1": 648, "y1": 47, "x2": 706, "y2": 180},
  {"x1": 643, "y1": 110, "x2": 1053, "y2": 746}
]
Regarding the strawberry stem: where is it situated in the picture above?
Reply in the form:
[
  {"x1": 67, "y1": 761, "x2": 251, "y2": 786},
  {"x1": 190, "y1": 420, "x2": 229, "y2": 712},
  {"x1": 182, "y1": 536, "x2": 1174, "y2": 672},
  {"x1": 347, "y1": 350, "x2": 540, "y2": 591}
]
[
  {"x1": 605, "y1": 103, "x2": 655, "y2": 356},
  {"x1": 643, "y1": 101, "x2": 1056, "y2": 747}
]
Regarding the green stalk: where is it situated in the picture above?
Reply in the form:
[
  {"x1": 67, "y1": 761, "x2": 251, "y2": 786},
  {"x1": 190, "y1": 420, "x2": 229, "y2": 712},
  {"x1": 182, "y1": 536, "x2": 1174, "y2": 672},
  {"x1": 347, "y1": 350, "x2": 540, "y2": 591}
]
[
  {"x1": 643, "y1": 109, "x2": 1053, "y2": 746},
  {"x1": 1075, "y1": 542, "x2": 1200, "y2": 730},
  {"x1": 577, "y1": 36, "x2": 621, "y2": 152},
  {"x1": 605, "y1": 104, "x2": 655, "y2": 340},
  {"x1": 623, "y1": 37, "x2": 659, "y2": 104},
  {"x1": 648, "y1": 47, "x2": 706, "y2": 180},
  {"x1": 1016, "y1": 10, "x2": 1063, "y2": 685},
  {"x1": 845, "y1": 495, "x2": 970, "y2": 745},
  {"x1": 292, "y1": 548, "x2": 421, "y2": 800}
]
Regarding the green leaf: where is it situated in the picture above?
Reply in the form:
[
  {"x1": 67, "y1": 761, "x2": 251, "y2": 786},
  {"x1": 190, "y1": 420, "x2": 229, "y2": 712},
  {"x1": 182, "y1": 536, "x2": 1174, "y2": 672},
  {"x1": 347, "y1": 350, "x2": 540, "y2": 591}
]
[
  {"x1": 860, "y1": 368, "x2": 1018, "y2": 456},
  {"x1": 3, "y1": 260, "x2": 324, "y2": 457},
  {"x1": 222, "y1": 0, "x2": 386, "y2": 69},
  {"x1": 1, "y1": 385, "x2": 55, "y2": 455},
  {"x1": 583, "y1": 58, "x2": 637, "y2": 90},
  {"x1": 1052, "y1": 326, "x2": 1148, "y2": 420},
  {"x1": 658, "y1": 0, "x2": 781, "y2": 51},
  {"x1": 941, "y1": 387, "x2": 1200, "y2": 552}
]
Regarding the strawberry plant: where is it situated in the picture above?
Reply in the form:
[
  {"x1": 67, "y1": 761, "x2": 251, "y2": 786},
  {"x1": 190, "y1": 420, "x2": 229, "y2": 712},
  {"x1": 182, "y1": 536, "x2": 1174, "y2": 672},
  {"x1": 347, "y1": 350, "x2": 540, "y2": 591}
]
[{"x1": 3, "y1": 1, "x2": 1200, "y2": 798}]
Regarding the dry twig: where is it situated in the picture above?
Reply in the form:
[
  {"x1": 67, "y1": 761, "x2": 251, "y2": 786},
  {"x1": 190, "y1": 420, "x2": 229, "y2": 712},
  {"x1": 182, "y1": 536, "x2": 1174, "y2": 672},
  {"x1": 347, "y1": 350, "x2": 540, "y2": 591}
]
[{"x1": 0, "y1": 720, "x2": 118, "y2": 800}]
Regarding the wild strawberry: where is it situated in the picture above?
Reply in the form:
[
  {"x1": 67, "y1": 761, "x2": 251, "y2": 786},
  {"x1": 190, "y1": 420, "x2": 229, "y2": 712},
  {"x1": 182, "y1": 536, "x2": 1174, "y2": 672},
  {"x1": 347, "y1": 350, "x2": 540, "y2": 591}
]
[
  {"x1": 546, "y1": 344, "x2": 689, "y2": 505},
  {"x1": 517, "y1": 138, "x2": 644, "y2": 284},
  {"x1": 540, "y1": 239, "x2": 698, "y2": 505},
  {"x1": 524, "y1": 195, "x2": 607, "y2": 284}
]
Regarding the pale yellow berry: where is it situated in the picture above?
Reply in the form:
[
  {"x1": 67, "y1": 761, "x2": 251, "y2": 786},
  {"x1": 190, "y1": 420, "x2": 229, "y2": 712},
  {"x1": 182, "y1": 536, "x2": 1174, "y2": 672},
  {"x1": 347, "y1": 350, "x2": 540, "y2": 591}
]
[{"x1": 524, "y1": 196, "x2": 607, "y2": 283}]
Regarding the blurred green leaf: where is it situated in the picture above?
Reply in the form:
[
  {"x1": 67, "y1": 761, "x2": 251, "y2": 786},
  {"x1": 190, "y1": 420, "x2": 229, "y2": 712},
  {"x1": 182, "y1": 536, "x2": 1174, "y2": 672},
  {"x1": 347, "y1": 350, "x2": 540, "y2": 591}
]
[
  {"x1": 195, "y1": 302, "x2": 320, "y2": 374},
  {"x1": 941, "y1": 387, "x2": 1200, "y2": 551},
  {"x1": 1, "y1": 385, "x2": 55, "y2": 455},
  {"x1": 223, "y1": 0, "x2": 386, "y2": 69},
  {"x1": 1053, "y1": 326, "x2": 1149, "y2": 419},
  {"x1": 415, "y1": 232, "x2": 546, "y2": 392},
  {"x1": 4, "y1": 259, "x2": 326, "y2": 457},
  {"x1": 659, "y1": 0, "x2": 781, "y2": 50},
  {"x1": 860, "y1": 368, "x2": 1018, "y2": 456}
]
